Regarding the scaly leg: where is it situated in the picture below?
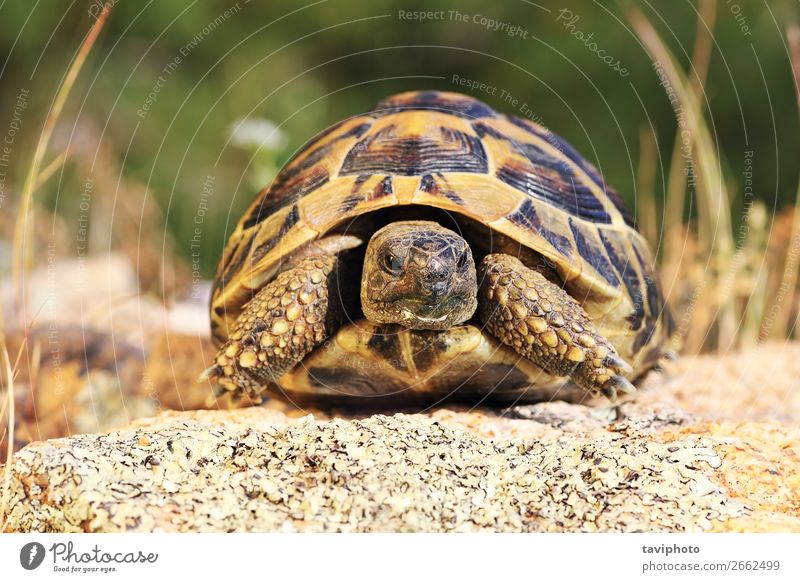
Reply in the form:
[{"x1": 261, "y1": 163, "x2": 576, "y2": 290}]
[
  {"x1": 204, "y1": 253, "x2": 351, "y2": 402},
  {"x1": 478, "y1": 253, "x2": 635, "y2": 401}
]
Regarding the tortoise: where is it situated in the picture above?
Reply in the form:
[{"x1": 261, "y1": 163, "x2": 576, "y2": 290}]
[{"x1": 204, "y1": 90, "x2": 673, "y2": 407}]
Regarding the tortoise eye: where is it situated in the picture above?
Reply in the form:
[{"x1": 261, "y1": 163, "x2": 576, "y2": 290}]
[
  {"x1": 456, "y1": 250, "x2": 469, "y2": 270},
  {"x1": 382, "y1": 252, "x2": 403, "y2": 275}
]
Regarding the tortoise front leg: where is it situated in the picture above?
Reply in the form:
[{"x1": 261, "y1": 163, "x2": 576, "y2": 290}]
[
  {"x1": 478, "y1": 253, "x2": 635, "y2": 401},
  {"x1": 204, "y1": 253, "x2": 352, "y2": 403}
]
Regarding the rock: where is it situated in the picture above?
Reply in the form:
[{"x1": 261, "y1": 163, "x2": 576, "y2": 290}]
[
  {"x1": 0, "y1": 262, "x2": 220, "y2": 458},
  {"x1": 3, "y1": 403, "x2": 798, "y2": 532},
  {"x1": 636, "y1": 342, "x2": 800, "y2": 425},
  {"x1": 1, "y1": 326, "x2": 154, "y2": 459}
]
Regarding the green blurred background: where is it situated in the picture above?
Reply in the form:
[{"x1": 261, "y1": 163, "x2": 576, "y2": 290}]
[{"x1": 0, "y1": 0, "x2": 796, "y2": 280}]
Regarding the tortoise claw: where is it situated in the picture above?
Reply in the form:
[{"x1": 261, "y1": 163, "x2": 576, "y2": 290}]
[
  {"x1": 601, "y1": 374, "x2": 636, "y2": 402},
  {"x1": 198, "y1": 364, "x2": 222, "y2": 382},
  {"x1": 604, "y1": 353, "x2": 634, "y2": 375}
]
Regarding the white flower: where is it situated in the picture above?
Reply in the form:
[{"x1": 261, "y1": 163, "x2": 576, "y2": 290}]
[{"x1": 228, "y1": 117, "x2": 287, "y2": 151}]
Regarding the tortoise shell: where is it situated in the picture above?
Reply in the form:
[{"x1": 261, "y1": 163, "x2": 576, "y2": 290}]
[{"x1": 211, "y1": 91, "x2": 673, "y2": 372}]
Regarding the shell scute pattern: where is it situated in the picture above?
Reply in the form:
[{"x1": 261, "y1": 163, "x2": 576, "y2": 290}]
[
  {"x1": 373, "y1": 90, "x2": 498, "y2": 119},
  {"x1": 507, "y1": 115, "x2": 635, "y2": 227},
  {"x1": 475, "y1": 120, "x2": 612, "y2": 224},
  {"x1": 241, "y1": 120, "x2": 372, "y2": 229},
  {"x1": 506, "y1": 198, "x2": 574, "y2": 259},
  {"x1": 599, "y1": 229, "x2": 647, "y2": 332},
  {"x1": 340, "y1": 117, "x2": 488, "y2": 176},
  {"x1": 568, "y1": 217, "x2": 620, "y2": 288}
]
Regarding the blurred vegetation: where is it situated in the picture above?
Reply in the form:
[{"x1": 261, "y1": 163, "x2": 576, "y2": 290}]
[{"x1": 0, "y1": 0, "x2": 797, "y2": 281}]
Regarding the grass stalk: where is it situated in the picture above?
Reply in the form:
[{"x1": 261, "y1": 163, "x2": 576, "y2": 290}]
[
  {"x1": 10, "y1": 4, "x2": 111, "y2": 320},
  {"x1": 768, "y1": 21, "x2": 800, "y2": 339},
  {"x1": 627, "y1": 4, "x2": 735, "y2": 353},
  {"x1": 739, "y1": 202, "x2": 769, "y2": 345},
  {"x1": 32, "y1": 150, "x2": 70, "y2": 193},
  {"x1": 0, "y1": 345, "x2": 16, "y2": 531},
  {"x1": 636, "y1": 125, "x2": 658, "y2": 245},
  {"x1": 663, "y1": 0, "x2": 716, "y2": 271}
]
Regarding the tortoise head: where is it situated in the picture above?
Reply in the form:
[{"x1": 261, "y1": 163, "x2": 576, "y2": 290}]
[{"x1": 360, "y1": 220, "x2": 478, "y2": 330}]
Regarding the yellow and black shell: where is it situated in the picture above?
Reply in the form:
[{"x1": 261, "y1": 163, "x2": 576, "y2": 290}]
[{"x1": 211, "y1": 91, "x2": 673, "y2": 372}]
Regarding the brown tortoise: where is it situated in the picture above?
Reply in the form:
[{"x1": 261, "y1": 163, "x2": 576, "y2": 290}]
[{"x1": 203, "y1": 91, "x2": 673, "y2": 407}]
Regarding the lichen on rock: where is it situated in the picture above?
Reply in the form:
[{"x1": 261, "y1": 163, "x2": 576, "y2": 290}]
[{"x1": 4, "y1": 403, "x2": 782, "y2": 533}]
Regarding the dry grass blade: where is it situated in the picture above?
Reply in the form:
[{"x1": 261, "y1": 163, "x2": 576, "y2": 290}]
[
  {"x1": 768, "y1": 21, "x2": 800, "y2": 339},
  {"x1": 686, "y1": 0, "x2": 717, "y2": 117},
  {"x1": 627, "y1": 5, "x2": 735, "y2": 353},
  {"x1": 0, "y1": 345, "x2": 15, "y2": 531},
  {"x1": 10, "y1": 4, "x2": 112, "y2": 317},
  {"x1": 32, "y1": 150, "x2": 70, "y2": 192},
  {"x1": 663, "y1": 0, "x2": 716, "y2": 272},
  {"x1": 636, "y1": 125, "x2": 658, "y2": 246},
  {"x1": 739, "y1": 202, "x2": 769, "y2": 345}
]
